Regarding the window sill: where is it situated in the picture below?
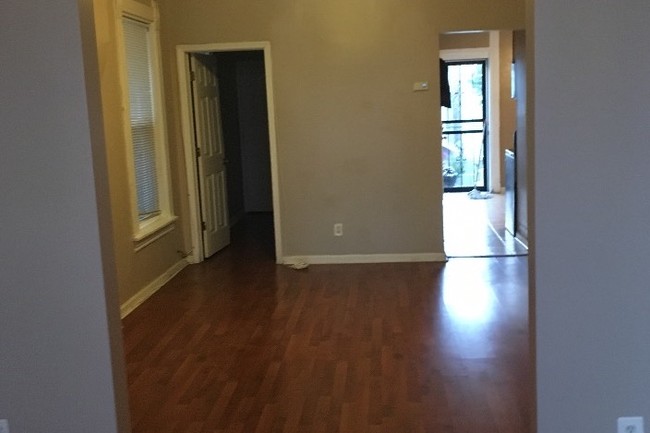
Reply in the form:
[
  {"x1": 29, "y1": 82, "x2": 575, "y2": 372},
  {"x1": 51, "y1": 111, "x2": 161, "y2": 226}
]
[{"x1": 133, "y1": 214, "x2": 178, "y2": 251}]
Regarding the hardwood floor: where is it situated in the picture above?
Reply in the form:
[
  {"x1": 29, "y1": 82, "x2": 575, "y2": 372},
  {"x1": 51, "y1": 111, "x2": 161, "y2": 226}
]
[
  {"x1": 123, "y1": 214, "x2": 530, "y2": 433},
  {"x1": 443, "y1": 192, "x2": 528, "y2": 258}
]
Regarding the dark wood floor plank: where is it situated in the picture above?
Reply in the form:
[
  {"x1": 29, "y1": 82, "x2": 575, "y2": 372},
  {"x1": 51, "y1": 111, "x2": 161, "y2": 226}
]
[{"x1": 122, "y1": 214, "x2": 530, "y2": 433}]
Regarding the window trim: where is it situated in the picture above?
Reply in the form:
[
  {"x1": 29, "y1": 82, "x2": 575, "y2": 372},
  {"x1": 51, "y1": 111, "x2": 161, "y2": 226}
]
[{"x1": 117, "y1": 0, "x2": 175, "y2": 248}]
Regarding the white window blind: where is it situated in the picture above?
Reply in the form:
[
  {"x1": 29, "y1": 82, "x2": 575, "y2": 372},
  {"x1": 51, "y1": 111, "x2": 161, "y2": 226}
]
[{"x1": 123, "y1": 17, "x2": 160, "y2": 221}]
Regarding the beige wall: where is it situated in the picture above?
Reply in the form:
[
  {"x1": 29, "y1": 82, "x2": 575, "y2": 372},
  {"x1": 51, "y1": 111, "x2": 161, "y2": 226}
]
[
  {"x1": 439, "y1": 32, "x2": 489, "y2": 50},
  {"x1": 158, "y1": 0, "x2": 525, "y2": 259},
  {"x1": 93, "y1": 0, "x2": 185, "y2": 305}
]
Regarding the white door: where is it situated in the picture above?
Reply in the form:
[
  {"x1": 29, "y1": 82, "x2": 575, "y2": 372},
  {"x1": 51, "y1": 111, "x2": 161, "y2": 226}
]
[{"x1": 190, "y1": 53, "x2": 230, "y2": 258}]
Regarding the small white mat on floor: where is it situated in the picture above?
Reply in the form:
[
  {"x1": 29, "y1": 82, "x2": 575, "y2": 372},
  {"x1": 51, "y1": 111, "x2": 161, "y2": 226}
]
[{"x1": 468, "y1": 188, "x2": 492, "y2": 200}]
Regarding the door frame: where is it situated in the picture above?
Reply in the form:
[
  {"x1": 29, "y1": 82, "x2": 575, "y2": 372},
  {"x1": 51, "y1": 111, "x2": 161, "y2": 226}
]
[
  {"x1": 176, "y1": 41, "x2": 283, "y2": 264},
  {"x1": 440, "y1": 31, "x2": 501, "y2": 192}
]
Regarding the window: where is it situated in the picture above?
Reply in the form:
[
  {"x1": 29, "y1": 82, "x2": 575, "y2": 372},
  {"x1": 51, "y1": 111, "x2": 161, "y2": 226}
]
[
  {"x1": 441, "y1": 60, "x2": 487, "y2": 191},
  {"x1": 123, "y1": 18, "x2": 159, "y2": 220},
  {"x1": 119, "y1": 1, "x2": 175, "y2": 246}
]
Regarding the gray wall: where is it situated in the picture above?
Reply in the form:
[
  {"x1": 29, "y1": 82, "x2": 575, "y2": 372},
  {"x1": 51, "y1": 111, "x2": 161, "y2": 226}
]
[
  {"x1": 0, "y1": 0, "x2": 128, "y2": 432},
  {"x1": 535, "y1": 1, "x2": 650, "y2": 432}
]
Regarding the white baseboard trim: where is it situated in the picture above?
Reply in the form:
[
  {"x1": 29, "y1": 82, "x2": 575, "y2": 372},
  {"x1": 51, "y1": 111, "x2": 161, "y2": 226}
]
[
  {"x1": 282, "y1": 253, "x2": 447, "y2": 265},
  {"x1": 120, "y1": 259, "x2": 189, "y2": 318}
]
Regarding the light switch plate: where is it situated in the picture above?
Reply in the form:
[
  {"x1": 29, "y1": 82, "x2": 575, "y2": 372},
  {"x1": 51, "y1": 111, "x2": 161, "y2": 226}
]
[{"x1": 413, "y1": 81, "x2": 429, "y2": 91}]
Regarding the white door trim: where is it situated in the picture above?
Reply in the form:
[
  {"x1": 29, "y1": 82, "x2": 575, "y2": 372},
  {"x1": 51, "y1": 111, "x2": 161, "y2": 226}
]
[
  {"x1": 176, "y1": 41, "x2": 283, "y2": 264},
  {"x1": 440, "y1": 32, "x2": 501, "y2": 192}
]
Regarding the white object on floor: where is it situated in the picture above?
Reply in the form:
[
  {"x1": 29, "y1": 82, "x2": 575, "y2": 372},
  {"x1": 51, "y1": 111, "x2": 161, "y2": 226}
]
[
  {"x1": 468, "y1": 188, "x2": 492, "y2": 200},
  {"x1": 287, "y1": 260, "x2": 309, "y2": 270}
]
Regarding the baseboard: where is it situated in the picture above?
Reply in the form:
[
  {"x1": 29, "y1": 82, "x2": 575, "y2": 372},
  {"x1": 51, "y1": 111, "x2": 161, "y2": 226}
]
[
  {"x1": 120, "y1": 259, "x2": 189, "y2": 318},
  {"x1": 282, "y1": 253, "x2": 447, "y2": 265}
]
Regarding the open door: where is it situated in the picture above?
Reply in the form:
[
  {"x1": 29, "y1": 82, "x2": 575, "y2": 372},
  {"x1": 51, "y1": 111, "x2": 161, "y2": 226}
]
[{"x1": 190, "y1": 53, "x2": 230, "y2": 258}]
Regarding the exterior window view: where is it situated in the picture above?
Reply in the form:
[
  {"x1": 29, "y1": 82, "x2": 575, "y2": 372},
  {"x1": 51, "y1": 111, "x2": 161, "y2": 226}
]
[{"x1": 441, "y1": 61, "x2": 486, "y2": 191}]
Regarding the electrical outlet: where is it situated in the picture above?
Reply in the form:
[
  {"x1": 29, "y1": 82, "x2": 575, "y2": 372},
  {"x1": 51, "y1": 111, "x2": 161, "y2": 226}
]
[
  {"x1": 0, "y1": 419, "x2": 9, "y2": 433},
  {"x1": 618, "y1": 417, "x2": 644, "y2": 433},
  {"x1": 333, "y1": 223, "x2": 343, "y2": 237}
]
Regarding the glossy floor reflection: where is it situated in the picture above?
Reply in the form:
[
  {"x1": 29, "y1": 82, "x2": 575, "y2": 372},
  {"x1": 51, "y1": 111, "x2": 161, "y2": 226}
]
[
  {"x1": 123, "y1": 214, "x2": 530, "y2": 433},
  {"x1": 443, "y1": 192, "x2": 528, "y2": 258}
]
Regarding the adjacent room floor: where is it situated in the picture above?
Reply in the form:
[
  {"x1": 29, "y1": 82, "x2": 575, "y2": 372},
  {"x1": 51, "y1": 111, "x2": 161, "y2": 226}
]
[
  {"x1": 443, "y1": 192, "x2": 528, "y2": 258},
  {"x1": 122, "y1": 214, "x2": 530, "y2": 433}
]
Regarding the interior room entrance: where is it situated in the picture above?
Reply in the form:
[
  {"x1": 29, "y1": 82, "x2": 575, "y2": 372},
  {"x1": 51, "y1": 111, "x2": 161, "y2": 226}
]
[
  {"x1": 440, "y1": 31, "x2": 527, "y2": 258},
  {"x1": 177, "y1": 42, "x2": 282, "y2": 264}
]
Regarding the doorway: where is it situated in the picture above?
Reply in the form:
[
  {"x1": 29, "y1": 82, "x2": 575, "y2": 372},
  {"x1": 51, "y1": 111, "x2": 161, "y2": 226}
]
[
  {"x1": 177, "y1": 42, "x2": 283, "y2": 264},
  {"x1": 440, "y1": 31, "x2": 527, "y2": 258},
  {"x1": 212, "y1": 50, "x2": 274, "y2": 258}
]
